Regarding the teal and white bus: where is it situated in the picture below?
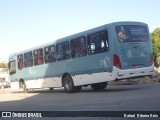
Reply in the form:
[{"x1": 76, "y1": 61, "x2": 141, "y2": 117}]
[{"x1": 8, "y1": 21, "x2": 154, "y2": 93}]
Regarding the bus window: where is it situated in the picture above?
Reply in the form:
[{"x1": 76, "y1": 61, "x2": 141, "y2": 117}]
[
  {"x1": 44, "y1": 45, "x2": 56, "y2": 63},
  {"x1": 70, "y1": 37, "x2": 87, "y2": 58},
  {"x1": 24, "y1": 51, "x2": 33, "y2": 67},
  {"x1": 8, "y1": 60, "x2": 16, "y2": 75},
  {"x1": 34, "y1": 49, "x2": 44, "y2": 66},
  {"x1": 87, "y1": 31, "x2": 109, "y2": 55},
  {"x1": 56, "y1": 41, "x2": 70, "y2": 61},
  {"x1": 17, "y1": 54, "x2": 23, "y2": 70},
  {"x1": 115, "y1": 25, "x2": 148, "y2": 42}
]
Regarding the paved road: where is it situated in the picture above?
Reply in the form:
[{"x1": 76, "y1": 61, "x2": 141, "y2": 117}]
[{"x1": 0, "y1": 83, "x2": 160, "y2": 120}]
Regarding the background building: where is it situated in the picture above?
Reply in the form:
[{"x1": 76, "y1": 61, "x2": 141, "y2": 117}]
[{"x1": 0, "y1": 58, "x2": 9, "y2": 82}]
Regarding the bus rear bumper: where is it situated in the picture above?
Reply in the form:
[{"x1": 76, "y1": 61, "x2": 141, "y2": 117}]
[{"x1": 113, "y1": 64, "x2": 154, "y2": 80}]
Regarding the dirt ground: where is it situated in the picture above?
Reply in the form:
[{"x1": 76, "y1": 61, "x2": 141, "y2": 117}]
[{"x1": 109, "y1": 72, "x2": 160, "y2": 86}]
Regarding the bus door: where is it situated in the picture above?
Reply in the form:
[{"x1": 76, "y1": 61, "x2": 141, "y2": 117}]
[
  {"x1": 115, "y1": 25, "x2": 153, "y2": 69},
  {"x1": 8, "y1": 58, "x2": 17, "y2": 82}
]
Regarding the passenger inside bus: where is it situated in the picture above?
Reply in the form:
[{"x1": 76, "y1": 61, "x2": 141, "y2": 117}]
[{"x1": 117, "y1": 26, "x2": 130, "y2": 42}]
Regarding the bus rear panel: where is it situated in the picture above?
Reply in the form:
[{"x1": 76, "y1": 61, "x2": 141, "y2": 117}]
[{"x1": 113, "y1": 22, "x2": 154, "y2": 80}]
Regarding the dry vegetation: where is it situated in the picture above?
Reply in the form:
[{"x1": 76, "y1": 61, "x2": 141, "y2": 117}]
[{"x1": 109, "y1": 72, "x2": 160, "y2": 86}]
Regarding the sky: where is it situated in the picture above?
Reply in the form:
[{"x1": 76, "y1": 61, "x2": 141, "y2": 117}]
[{"x1": 0, "y1": 0, "x2": 160, "y2": 60}]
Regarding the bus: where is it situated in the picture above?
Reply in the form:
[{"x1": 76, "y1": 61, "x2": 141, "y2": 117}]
[{"x1": 8, "y1": 21, "x2": 154, "y2": 93}]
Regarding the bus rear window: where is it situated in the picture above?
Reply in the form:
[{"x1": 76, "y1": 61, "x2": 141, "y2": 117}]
[{"x1": 115, "y1": 25, "x2": 148, "y2": 42}]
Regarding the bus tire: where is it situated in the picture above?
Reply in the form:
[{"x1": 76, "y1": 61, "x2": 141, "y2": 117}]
[
  {"x1": 75, "y1": 86, "x2": 82, "y2": 92},
  {"x1": 22, "y1": 82, "x2": 28, "y2": 93},
  {"x1": 63, "y1": 75, "x2": 80, "y2": 93},
  {"x1": 49, "y1": 88, "x2": 54, "y2": 92},
  {"x1": 91, "y1": 82, "x2": 108, "y2": 91}
]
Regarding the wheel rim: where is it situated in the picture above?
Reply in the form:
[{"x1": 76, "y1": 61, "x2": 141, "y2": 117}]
[{"x1": 65, "y1": 78, "x2": 72, "y2": 90}]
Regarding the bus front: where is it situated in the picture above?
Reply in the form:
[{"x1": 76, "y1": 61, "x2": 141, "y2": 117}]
[{"x1": 113, "y1": 22, "x2": 154, "y2": 80}]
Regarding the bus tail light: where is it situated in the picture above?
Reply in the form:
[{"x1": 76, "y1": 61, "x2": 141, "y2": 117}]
[
  {"x1": 113, "y1": 54, "x2": 121, "y2": 69},
  {"x1": 150, "y1": 53, "x2": 154, "y2": 65}
]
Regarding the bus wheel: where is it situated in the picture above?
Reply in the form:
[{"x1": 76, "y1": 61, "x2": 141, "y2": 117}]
[
  {"x1": 63, "y1": 75, "x2": 81, "y2": 93},
  {"x1": 91, "y1": 82, "x2": 108, "y2": 91},
  {"x1": 22, "y1": 82, "x2": 28, "y2": 93},
  {"x1": 49, "y1": 88, "x2": 54, "y2": 92},
  {"x1": 75, "y1": 86, "x2": 82, "y2": 92}
]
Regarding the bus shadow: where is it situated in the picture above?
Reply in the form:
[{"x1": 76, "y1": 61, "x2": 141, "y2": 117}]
[
  {"x1": 11, "y1": 84, "x2": 144, "y2": 94},
  {"x1": 81, "y1": 84, "x2": 143, "y2": 93}
]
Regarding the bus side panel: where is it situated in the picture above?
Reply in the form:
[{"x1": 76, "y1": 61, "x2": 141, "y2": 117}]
[
  {"x1": 68, "y1": 53, "x2": 112, "y2": 86},
  {"x1": 73, "y1": 72, "x2": 114, "y2": 86},
  {"x1": 71, "y1": 26, "x2": 114, "y2": 86},
  {"x1": 25, "y1": 77, "x2": 61, "y2": 89},
  {"x1": 16, "y1": 64, "x2": 60, "y2": 89}
]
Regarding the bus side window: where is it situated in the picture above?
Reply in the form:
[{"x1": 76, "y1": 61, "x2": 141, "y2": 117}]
[
  {"x1": 34, "y1": 49, "x2": 44, "y2": 66},
  {"x1": 45, "y1": 45, "x2": 56, "y2": 63},
  {"x1": 87, "y1": 30, "x2": 109, "y2": 55},
  {"x1": 70, "y1": 36, "x2": 87, "y2": 58},
  {"x1": 56, "y1": 41, "x2": 70, "y2": 61},
  {"x1": 24, "y1": 52, "x2": 33, "y2": 67},
  {"x1": 17, "y1": 54, "x2": 23, "y2": 70}
]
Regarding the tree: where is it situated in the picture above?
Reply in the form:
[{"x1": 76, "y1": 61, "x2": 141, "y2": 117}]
[
  {"x1": 151, "y1": 28, "x2": 160, "y2": 66},
  {"x1": 0, "y1": 62, "x2": 7, "y2": 68}
]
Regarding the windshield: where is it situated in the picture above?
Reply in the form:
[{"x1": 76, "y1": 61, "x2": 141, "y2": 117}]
[
  {"x1": 8, "y1": 60, "x2": 16, "y2": 75},
  {"x1": 115, "y1": 25, "x2": 148, "y2": 42}
]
